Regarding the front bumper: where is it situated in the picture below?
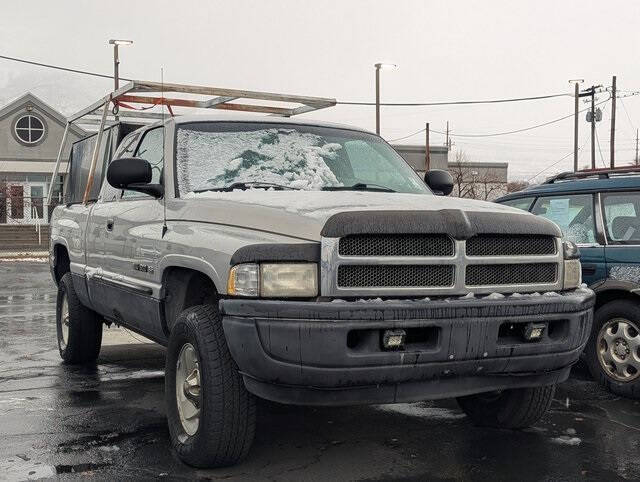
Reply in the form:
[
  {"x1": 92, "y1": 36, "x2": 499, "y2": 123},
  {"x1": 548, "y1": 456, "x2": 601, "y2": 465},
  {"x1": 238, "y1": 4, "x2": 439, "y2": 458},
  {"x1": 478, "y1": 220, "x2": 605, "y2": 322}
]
[{"x1": 220, "y1": 288, "x2": 594, "y2": 406}]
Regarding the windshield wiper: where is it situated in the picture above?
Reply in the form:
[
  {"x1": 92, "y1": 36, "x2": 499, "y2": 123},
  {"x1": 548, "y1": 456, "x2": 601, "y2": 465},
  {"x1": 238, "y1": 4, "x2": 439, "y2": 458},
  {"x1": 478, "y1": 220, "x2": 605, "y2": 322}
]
[
  {"x1": 322, "y1": 183, "x2": 396, "y2": 193},
  {"x1": 195, "y1": 182, "x2": 298, "y2": 193}
]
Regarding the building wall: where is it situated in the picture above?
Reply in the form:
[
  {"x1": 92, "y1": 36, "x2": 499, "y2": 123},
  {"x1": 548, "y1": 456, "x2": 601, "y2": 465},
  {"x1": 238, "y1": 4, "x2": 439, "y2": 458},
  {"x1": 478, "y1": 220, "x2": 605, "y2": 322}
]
[
  {"x1": 392, "y1": 144, "x2": 449, "y2": 174},
  {"x1": 448, "y1": 161, "x2": 509, "y2": 201}
]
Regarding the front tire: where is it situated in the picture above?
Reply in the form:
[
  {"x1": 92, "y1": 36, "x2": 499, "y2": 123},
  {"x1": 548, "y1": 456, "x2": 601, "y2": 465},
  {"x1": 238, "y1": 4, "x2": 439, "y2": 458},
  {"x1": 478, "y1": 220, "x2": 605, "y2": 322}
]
[
  {"x1": 165, "y1": 304, "x2": 256, "y2": 468},
  {"x1": 457, "y1": 385, "x2": 555, "y2": 428},
  {"x1": 585, "y1": 300, "x2": 640, "y2": 399},
  {"x1": 56, "y1": 272, "x2": 102, "y2": 364}
]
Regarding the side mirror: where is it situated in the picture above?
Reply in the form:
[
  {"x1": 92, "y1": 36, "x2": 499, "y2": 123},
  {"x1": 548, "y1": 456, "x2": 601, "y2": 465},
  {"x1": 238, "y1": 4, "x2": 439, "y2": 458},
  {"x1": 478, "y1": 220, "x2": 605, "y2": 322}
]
[
  {"x1": 424, "y1": 169, "x2": 453, "y2": 196},
  {"x1": 107, "y1": 157, "x2": 163, "y2": 198}
]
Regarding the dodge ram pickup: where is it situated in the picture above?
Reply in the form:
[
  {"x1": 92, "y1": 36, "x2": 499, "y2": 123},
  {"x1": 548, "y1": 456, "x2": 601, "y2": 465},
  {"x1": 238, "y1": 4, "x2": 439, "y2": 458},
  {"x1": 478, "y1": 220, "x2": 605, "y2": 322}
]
[{"x1": 50, "y1": 101, "x2": 594, "y2": 468}]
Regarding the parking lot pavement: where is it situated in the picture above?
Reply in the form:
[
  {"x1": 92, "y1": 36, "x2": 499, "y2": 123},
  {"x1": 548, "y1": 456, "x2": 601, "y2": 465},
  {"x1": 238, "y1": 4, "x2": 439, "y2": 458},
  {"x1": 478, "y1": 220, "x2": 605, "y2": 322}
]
[{"x1": 0, "y1": 261, "x2": 639, "y2": 481}]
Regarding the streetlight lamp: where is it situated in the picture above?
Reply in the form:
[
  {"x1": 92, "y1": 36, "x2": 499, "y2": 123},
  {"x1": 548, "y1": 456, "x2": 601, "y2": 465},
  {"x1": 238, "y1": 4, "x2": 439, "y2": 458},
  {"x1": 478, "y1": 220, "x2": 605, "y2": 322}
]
[
  {"x1": 568, "y1": 79, "x2": 584, "y2": 172},
  {"x1": 108, "y1": 39, "x2": 133, "y2": 91},
  {"x1": 374, "y1": 62, "x2": 398, "y2": 135}
]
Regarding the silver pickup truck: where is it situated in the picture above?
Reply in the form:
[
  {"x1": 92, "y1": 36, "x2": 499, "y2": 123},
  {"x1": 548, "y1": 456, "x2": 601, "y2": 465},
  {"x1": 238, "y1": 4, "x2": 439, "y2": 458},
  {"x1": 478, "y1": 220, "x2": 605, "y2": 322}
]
[{"x1": 50, "y1": 112, "x2": 594, "y2": 468}]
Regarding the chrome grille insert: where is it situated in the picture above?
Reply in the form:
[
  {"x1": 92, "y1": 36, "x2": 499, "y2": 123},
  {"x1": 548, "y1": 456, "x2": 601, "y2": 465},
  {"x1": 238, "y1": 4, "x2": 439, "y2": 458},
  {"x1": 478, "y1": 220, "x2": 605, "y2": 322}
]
[
  {"x1": 466, "y1": 263, "x2": 557, "y2": 286},
  {"x1": 339, "y1": 234, "x2": 454, "y2": 257},
  {"x1": 337, "y1": 264, "x2": 454, "y2": 288},
  {"x1": 321, "y1": 234, "x2": 564, "y2": 297},
  {"x1": 466, "y1": 234, "x2": 556, "y2": 257}
]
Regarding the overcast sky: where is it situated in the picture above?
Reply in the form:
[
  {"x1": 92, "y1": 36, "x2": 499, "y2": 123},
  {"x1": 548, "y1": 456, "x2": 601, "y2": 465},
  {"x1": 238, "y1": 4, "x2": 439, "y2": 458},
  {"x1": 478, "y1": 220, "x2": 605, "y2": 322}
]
[{"x1": 2, "y1": 0, "x2": 639, "y2": 180}]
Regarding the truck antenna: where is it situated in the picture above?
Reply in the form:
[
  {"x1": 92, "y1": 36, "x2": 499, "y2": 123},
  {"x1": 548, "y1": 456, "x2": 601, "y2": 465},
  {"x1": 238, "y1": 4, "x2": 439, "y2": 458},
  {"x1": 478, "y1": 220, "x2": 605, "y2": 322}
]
[{"x1": 161, "y1": 67, "x2": 168, "y2": 238}]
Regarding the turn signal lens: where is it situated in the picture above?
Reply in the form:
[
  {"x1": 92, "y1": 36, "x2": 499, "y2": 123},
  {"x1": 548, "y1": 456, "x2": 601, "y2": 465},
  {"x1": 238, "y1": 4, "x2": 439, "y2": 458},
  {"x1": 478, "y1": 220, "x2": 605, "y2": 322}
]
[
  {"x1": 563, "y1": 259, "x2": 582, "y2": 290},
  {"x1": 227, "y1": 263, "x2": 259, "y2": 297}
]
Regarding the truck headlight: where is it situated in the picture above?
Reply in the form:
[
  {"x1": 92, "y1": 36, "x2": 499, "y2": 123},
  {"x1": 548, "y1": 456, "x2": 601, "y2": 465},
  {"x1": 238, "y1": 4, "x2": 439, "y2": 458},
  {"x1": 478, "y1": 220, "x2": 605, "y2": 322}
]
[
  {"x1": 562, "y1": 240, "x2": 581, "y2": 289},
  {"x1": 227, "y1": 263, "x2": 318, "y2": 298}
]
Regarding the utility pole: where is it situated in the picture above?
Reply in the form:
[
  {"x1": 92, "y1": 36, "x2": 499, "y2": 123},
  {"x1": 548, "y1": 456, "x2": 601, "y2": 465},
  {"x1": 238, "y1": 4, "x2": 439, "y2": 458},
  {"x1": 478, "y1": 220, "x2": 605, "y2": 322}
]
[
  {"x1": 590, "y1": 86, "x2": 596, "y2": 169},
  {"x1": 610, "y1": 75, "x2": 616, "y2": 168},
  {"x1": 573, "y1": 82, "x2": 580, "y2": 171},
  {"x1": 635, "y1": 128, "x2": 639, "y2": 166},
  {"x1": 446, "y1": 121, "x2": 450, "y2": 151},
  {"x1": 375, "y1": 67, "x2": 380, "y2": 135},
  {"x1": 425, "y1": 122, "x2": 430, "y2": 171}
]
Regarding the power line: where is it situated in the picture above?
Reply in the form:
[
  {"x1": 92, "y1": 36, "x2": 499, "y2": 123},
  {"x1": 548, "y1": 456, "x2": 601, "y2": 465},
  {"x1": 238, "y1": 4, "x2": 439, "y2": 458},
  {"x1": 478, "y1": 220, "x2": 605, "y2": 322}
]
[
  {"x1": 527, "y1": 151, "x2": 577, "y2": 181},
  {"x1": 0, "y1": 54, "x2": 131, "y2": 81},
  {"x1": 0, "y1": 53, "x2": 580, "y2": 108},
  {"x1": 388, "y1": 97, "x2": 611, "y2": 142},
  {"x1": 337, "y1": 92, "x2": 571, "y2": 107}
]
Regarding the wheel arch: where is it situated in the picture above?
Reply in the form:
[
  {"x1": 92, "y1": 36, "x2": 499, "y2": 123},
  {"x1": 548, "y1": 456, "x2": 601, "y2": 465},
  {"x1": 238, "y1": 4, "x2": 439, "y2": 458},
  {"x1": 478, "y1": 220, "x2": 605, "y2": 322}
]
[
  {"x1": 52, "y1": 242, "x2": 71, "y2": 285},
  {"x1": 161, "y1": 261, "x2": 222, "y2": 334},
  {"x1": 593, "y1": 279, "x2": 640, "y2": 311}
]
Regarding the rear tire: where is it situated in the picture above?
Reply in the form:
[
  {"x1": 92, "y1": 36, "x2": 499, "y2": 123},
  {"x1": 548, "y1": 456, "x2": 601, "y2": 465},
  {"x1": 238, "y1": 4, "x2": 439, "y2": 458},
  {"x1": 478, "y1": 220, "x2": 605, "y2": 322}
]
[
  {"x1": 56, "y1": 272, "x2": 102, "y2": 364},
  {"x1": 457, "y1": 385, "x2": 555, "y2": 428},
  {"x1": 584, "y1": 300, "x2": 640, "y2": 399},
  {"x1": 165, "y1": 304, "x2": 256, "y2": 468}
]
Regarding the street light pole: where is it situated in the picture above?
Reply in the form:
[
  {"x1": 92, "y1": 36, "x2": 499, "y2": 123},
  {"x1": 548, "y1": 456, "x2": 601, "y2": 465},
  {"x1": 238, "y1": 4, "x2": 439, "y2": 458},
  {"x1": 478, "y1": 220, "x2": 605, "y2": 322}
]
[
  {"x1": 374, "y1": 63, "x2": 397, "y2": 135},
  {"x1": 108, "y1": 39, "x2": 133, "y2": 92},
  {"x1": 375, "y1": 66, "x2": 380, "y2": 135}
]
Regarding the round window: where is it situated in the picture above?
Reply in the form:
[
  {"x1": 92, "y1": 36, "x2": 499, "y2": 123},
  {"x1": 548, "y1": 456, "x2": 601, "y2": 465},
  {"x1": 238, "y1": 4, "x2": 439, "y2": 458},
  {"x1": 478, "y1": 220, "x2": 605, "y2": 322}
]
[{"x1": 14, "y1": 115, "x2": 46, "y2": 144}]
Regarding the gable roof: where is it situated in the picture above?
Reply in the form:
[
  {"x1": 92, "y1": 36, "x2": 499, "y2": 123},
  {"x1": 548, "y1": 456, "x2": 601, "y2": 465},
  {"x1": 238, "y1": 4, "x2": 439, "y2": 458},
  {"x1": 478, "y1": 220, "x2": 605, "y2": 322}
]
[{"x1": 0, "y1": 92, "x2": 86, "y2": 137}]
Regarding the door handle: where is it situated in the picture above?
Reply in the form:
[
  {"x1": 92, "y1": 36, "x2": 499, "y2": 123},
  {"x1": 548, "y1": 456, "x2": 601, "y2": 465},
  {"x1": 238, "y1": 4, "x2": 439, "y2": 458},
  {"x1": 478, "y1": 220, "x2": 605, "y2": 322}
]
[
  {"x1": 106, "y1": 219, "x2": 114, "y2": 231},
  {"x1": 581, "y1": 264, "x2": 596, "y2": 276}
]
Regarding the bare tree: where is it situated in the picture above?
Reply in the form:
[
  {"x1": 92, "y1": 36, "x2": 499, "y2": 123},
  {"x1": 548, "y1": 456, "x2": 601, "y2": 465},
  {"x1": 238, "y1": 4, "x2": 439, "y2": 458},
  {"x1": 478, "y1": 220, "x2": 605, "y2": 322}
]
[
  {"x1": 507, "y1": 180, "x2": 529, "y2": 193},
  {"x1": 448, "y1": 151, "x2": 477, "y2": 199}
]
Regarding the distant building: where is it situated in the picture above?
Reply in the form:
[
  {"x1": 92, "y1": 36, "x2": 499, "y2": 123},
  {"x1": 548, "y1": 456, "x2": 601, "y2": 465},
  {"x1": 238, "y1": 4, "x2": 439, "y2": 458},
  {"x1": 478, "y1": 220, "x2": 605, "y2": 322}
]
[
  {"x1": 392, "y1": 144, "x2": 508, "y2": 200},
  {"x1": 0, "y1": 93, "x2": 85, "y2": 224},
  {"x1": 392, "y1": 144, "x2": 449, "y2": 175}
]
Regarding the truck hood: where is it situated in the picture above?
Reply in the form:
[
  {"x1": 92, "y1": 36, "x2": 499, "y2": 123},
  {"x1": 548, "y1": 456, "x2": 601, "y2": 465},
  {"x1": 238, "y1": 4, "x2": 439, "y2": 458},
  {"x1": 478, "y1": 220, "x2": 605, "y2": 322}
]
[{"x1": 177, "y1": 191, "x2": 535, "y2": 241}]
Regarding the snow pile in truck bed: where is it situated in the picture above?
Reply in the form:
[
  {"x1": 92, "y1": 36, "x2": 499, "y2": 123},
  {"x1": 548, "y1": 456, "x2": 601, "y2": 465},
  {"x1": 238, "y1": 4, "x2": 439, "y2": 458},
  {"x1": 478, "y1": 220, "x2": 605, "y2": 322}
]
[{"x1": 176, "y1": 127, "x2": 342, "y2": 193}]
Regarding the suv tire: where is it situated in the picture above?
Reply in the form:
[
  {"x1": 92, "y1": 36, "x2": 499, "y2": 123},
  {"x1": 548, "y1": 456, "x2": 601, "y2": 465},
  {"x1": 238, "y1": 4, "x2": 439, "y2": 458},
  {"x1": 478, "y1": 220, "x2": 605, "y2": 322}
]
[
  {"x1": 585, "y1": 300, "x2": 640, "y2": 399},
  {"x1": 56, "y1": 272, "x2": 103, "y2": 364},
  {"x1": 456, "y1": 385, "x2": 555, "y2": 428},
  {"x1": 165, "y1": 304, "x2": 256, "y2": 468}
]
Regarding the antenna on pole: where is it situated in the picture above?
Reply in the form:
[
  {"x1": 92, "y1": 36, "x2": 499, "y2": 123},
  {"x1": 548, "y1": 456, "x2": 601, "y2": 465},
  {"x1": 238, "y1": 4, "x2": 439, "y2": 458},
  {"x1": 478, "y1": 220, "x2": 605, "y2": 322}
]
[{"x1": 161, "y1": 67, "x2": 168, "y2": 238}]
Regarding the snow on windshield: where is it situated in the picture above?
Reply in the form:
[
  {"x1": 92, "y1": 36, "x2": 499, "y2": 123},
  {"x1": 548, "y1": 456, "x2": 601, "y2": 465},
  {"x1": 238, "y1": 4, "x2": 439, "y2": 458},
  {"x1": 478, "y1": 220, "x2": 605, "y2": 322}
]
[{"x1": 176, "y1": 127, "x2": 343, "y2": 194}]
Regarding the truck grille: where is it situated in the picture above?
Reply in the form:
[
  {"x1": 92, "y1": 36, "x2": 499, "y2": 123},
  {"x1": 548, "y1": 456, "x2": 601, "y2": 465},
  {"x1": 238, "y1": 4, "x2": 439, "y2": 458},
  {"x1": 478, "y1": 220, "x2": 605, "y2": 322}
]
[
  {"x1": 339, "y1": 234, "x2": 454, "y2": 257},
  {"x1": 466, "y1": 234, "x2": 556, "y2": 257},
  {"x1": 322, "y1": 232, "x2": 563, "y2": 297},
  {"x1": 466, "y1": 263, "x2": 557, "y2": 286},
  {"x1": 338, "y1": 264, "x2": 454, "y2": 288}
]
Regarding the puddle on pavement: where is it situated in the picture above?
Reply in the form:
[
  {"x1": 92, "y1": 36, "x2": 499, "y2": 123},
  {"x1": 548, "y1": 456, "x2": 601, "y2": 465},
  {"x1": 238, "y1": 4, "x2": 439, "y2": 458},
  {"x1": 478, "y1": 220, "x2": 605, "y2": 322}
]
[{"x1": 373, "y1": 402, "x2": 466, "y2": 420}]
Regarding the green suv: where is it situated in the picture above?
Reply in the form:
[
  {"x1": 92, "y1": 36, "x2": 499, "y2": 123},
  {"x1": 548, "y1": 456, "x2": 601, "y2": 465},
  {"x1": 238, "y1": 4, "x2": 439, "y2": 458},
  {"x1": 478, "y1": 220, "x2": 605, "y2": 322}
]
[{"x1": 497, "y1": 167, "x2": 640, "y2": 399}]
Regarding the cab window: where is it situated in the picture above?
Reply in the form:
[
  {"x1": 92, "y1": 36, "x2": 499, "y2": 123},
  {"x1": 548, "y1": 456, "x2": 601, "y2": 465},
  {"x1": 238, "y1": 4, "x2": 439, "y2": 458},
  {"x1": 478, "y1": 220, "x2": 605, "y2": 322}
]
[
  {"x1": 500, "y1": 197, "x2": 535, "y2": 212},
  {"x1": 122, "y1": 127, "x2": 164, "y2": 199},
  {"x1": 602, "y1": 192, "x2": 640, "y2": 244},
  {"x1": 100, "y1": 130, "x2": 141, "y2": 202},
  {"x1": 532, "y1": 194, "x2": 596, "y2": 244}
]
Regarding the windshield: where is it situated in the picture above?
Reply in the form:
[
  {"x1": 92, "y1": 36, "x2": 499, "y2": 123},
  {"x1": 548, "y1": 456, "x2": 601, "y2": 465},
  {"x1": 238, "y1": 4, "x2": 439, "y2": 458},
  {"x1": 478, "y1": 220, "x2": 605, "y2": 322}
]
[{"x1": 175, "y1": 122, "x2": 431, "y2": 195}]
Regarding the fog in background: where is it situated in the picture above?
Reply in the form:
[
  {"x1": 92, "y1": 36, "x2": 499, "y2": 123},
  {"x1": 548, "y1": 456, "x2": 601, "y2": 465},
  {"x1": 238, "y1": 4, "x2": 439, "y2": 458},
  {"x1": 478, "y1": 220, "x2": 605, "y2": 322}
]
[{"x1": 1, "y1": 0, "x2": 639, "y2": 180}]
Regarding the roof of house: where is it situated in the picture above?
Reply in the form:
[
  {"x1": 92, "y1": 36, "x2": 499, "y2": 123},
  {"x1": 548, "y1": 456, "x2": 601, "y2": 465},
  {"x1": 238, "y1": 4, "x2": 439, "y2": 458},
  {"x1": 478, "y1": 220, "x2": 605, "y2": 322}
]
[{"x1": 0, "y1": 92, "x2": 86, "y2": 137}]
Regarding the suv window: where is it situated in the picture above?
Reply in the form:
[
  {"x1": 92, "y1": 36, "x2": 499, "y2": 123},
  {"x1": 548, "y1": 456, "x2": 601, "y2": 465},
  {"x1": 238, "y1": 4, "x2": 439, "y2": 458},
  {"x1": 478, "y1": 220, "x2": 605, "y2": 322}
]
[
  {"x1": 532, "y1": 194, "x2": 596, "y2": 244},
  {"x1": 500, "y1": 197, "x2": 535, "y2": 211},
  {"x1": 602, "y1": 192, "x2": 640, "y2": 244},
  {"x1": 123, "y1": 127, "x2": 164, "y2": 199}
]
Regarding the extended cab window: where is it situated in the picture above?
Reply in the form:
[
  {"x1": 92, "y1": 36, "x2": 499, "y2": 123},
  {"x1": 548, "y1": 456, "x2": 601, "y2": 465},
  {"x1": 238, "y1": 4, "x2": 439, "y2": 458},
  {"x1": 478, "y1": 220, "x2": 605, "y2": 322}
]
[
  {"x1": 532, "y1": 194, "x2": 595, "y2": 244},
  {"x1": 602, "y1": 192, "x2": 640, "y2": 244},
  {"x1": 500, "y1": 197, "x2": 535, "y2": 211},
  {"x1": 122, "y1": 127, "x2": 164, "y2": 199},
  {"x1": 101, "y1": 130, "x2": 140, "y2": 202}
]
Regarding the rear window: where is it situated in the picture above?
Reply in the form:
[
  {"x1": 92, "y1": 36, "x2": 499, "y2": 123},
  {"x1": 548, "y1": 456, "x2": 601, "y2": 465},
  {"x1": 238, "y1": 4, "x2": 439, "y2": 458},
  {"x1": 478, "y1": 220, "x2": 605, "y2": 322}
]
[{"x1": 602, "y1": 192, "x2": 640, "y2": 244}]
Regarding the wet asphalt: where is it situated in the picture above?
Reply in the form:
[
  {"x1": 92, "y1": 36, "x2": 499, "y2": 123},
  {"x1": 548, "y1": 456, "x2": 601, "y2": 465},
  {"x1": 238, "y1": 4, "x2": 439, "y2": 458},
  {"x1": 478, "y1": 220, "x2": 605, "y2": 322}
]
[{"x1": 0, "y1": 262, "x2": 639, "y2": 481}]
